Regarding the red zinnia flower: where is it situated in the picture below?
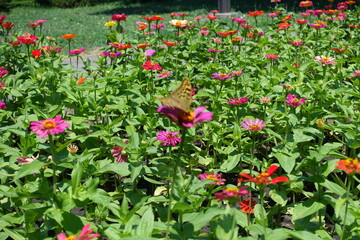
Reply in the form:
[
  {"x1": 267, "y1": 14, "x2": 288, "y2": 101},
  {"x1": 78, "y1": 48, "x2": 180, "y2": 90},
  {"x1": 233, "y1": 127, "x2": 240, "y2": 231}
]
[
  {"x1": 8, "y1": 41, "x2": 20, "y2": 48},
  {"x1": 332, "y1": 47, "x2": 349, "y2": 53},
  {"x1": 142, "y1": 61, "x2": 162, "y2": 71},
  {"x1": 32, "y1": 50, "x2": 42, "y2": 59},
  {"x1": 111, "y1": 13, "x2": 127, "y2": 22},
  {"x1": 238, "y1": 165, "x2": 289, "y2": 185},
  {"x1": 240, "y1": 198, "x2": 256, "y2": 214},
  {"x1": 248, "y1": 11, "x2": 264, "y2": 17},
  {"x1": 335, "y1": 158, "x2": 360, "y2": 174},
  {"x1": 2, "y1": 22, "x2": 14, "y2": 30},
  {"x1": 163, "y1": 41, "x2": 177, "y2": 47},
  {"x1": 17, "y1": 34, "x2": 38, "y2": 45},
  {"x1": 143, "y1": 15, "x2": 164, "y2": 22}
]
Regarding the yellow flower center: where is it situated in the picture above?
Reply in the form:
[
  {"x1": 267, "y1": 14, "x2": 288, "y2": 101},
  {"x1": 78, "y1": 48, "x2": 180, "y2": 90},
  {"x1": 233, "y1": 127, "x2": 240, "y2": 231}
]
[
  {"x1": 249, "y1": 124, "x2": 261, "y2": 131},
  {"x1": 42, "y1": 120, "x2": 56, "y2": 129},
  {"x1": 65, "y1": 236, "x2": 76, "y2": 240},
  {"x1": 180, "y1": 111, "x2": 194, "y2": 123},
  {"x1": 206, "y1": 175, "x2": 218, "y2": 181},
  {"x1": 226, "y1": 187, "x2": 238, "y2": 192}
]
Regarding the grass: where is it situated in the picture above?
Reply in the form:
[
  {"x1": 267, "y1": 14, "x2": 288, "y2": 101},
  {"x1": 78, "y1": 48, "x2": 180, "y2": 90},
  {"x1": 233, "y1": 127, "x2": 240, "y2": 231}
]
[{"x1": 2, "y1": 0, "x2": 331, "y2": 51}]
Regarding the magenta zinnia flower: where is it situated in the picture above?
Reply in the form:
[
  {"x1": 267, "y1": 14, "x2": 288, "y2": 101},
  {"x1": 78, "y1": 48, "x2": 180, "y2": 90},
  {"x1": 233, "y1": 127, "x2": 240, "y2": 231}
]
[
  {"x1": 70, "y1": 48, "x2": 85, "y2": 55},
  {"x1": 227, "y1": 97, "x2": 248, "y2": 105},
  {"x1": 30, "y1": 115, "x2": 70, "y2": 139},
  {"x1": 0, "y1": 68, "x2": 9, "y2": 78},
  {"x1": 157, "y1": 106, "x2": 213, "y2": 128},
  {"x1": 100, "y1": 51, "x2": 122, "y2": 58},
  {"x1": 314, "y1": 56, "x2": 336, "y2": 66},
  {"x1": 241, "y1": 118, "x2": 266, "y2": 131},
  {"x1": 285, "y1": 94, "x2": 306, "y2": 108},
  {"x1": 211, "y1": 73, "x2": 234, "y2": 81},
  {"x1": 265, "y1": 54, "x2": 279, "y2": 61},
  {"x1": 142, "y1": 61, "x2": 162, "y2": 71},
  {"x1": 112, "y1": 146, "x2": 128, "y2": 163},
  {"x1": 57, "y1": 224, "x2": 100, "y2": 240},
  {"x1": 214, "y1": 186, "x2": 248, "y2": 201},
  {"x1": 0, "y1": 100, "x2": 6, "y2": 109},
  {"x1": 199, "y1": 173, "x2": 225, "y2": 186},
  {"x1": 157, "y1": 131, "x2": 182, "y2": 147}
]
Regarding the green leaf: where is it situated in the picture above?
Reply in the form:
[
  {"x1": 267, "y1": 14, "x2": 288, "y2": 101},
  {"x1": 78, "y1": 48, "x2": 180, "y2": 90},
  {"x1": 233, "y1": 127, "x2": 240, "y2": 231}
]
[
  {"x1": 254, "y1": 204, "x2": 268, "y2": 227},
  {"x1": 96, "y1": 162, "x2": 130, "y2": 176},
  {"x1": 292, "y1": 198, "x2": 325, "y2": 221},
  {"x1": 172, "y1": 202, "x2": 193, "y2": 213},
  {"x1": 321, "y1": 179, "x2": 346, "y2": 196},
  {"x1": 14, "y1": 160, "x2": 46, "y2": 180},
  {"x1": 334, "y1": 198, "x2": 348, "y2": 218},
  {"x1": 71, "y1": 164, "x2": 83, "y2": 190},
  {"x1": 136, "y1": 206, "x2": 154, "y2": 237}
]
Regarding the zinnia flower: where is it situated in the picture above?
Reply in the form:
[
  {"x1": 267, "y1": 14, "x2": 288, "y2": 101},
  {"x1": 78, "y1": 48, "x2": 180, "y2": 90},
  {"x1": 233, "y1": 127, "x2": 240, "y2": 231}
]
[
  {"x1": 260, "y1": 97, "x2": 270, "y2": 103},
  {"x1": 2, "y1": 21, "x2": 14, "y2": 30},
  {"x1": 240, "y1": 198, "x2": 256, "y2": 214},
  {"x1": 198, "y1": 173, "x2": 225, "y2": 186},
  {"x1": 104, "y1": 21, "x2": 116, "y2": 27},
  {"x1": 0, "y1": 68, "x2": 9, "y2": 78},
  {"x1": 157, "y1": 131, "x2": 181, "y2": 147},
  {"x1": 288, "y1": 40, "x2": 304, "y2": 47},
  {"x1": 169, "y1": 19, "x2": 188, "y2": 28},
  {"x1": 227, "y1": 97, "x2": 248, "y2": 105},
  {"x1": 157, "y1": 106, "x2": 213, "y2": 128},
  {"x1": 248, "y1": 11, "x2": 264, "y2": 17},
  {"x1": 100, "y1": 51, "x2": 122, "y2": 58},
  {"x1": 60, "y1": 34, "x2": 78, "y2": 40},
  {"x1": 241, "y1": 118, "x2": 266, "y2": 131},
  {"x1": 238, "y1": 165, "x2": 289, "y2": 185},
  {"x1": 111, "y1": 13, "x2": 127, "y2": 22},
  {"x1": 314, "y1": 56, "x2": 336, "y2": 65},
  {"x1": 299, "y1": 1, "x2": 313, "y2": 7},
  {"x1": 145, "y1": 49, "x2": 156, "y2": 58},
  {"x1": 142, "y1": 61, "x2": 162, "y2": 71},
  {"x1": 0, "y1": 100, "x2": 6, "y2": 109},
  {"x1": 214, "y1": 186, "x2": 248, "y2": 201},
  {"x1": 30, "y1": 115, "x2": 70, "y2": 139},
  {"x1": 156, "y1": 70, "x2": 173, "y2": 78},
  {"x1": 211, "y1": 73, "x2": 233, "y2": 81},
  {"x1": 17, "y1": 34, "x2": 38, "y2": 45},
  {"x1": 112, "y1": 146, "x2": 128, "y2": 163},
  {"x1": 32, "y1": 50, "x2": 42, "y2": 59},
  {"x1": 57, "y1": 224, "x2": 100, "y2": 240},
  {"x1": 353, "y1": 70, "x2": 360, "y2": 77},
  {"x1": 285, "y1": 94, "x2": 306, "y2": 107},
  {"x1": 265, "y1": 54, "x2": 279, "y2": 61},
  {"x1": 163, "y1": 41, "x2": 177, "y2": 47},
  {"x1": 70, "y1": 48, "x2": 85, "y2": 55},
  {"x1": 335, "y1": 158, "x2": 360, "y2": 174}
]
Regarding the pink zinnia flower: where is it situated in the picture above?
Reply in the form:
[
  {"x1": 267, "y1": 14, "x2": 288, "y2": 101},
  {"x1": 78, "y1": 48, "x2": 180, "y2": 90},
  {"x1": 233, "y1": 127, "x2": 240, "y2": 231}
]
[
  {"x1": 227, "y1": 97, "x2": 248, "y2": 105},
  {"x1": 231, "y1": 17, "x2": 247, "y2": 24},
  {"x1": 34, "y1": 19, "x2": 47, "y2": 25},
  {"x1": 17, "y1": 34, "x2": 38, "y2": 45},
  {"x1": 145, "y1": 49, "x2": 156, "y2": 58},
  {"x1": 211, "y1": 73, "x2": 233, "y2": 81},
  {"x1": 314, "y1": 56, "x2": 336, "y2": 66},
  {"x1": 241, "y1": 118, "x2": 266, "y2": 131},
  {"x1": 156, "y1": 70, "x2": 172, "y2": 78},
  {"x1": 208, "y1": 48, "x2": 222, "y2": 53},
  {"x1": 0, "y1": 100, "x2": 6, "y2": 109},
  {"x1": 112, "y1": 146, "x2": 128, "y2": 163},
  {"x1": 100, "y1": 51, "x2": 122, "y2": 58},
  {"x1": 30, "y1": 115, "x2": 70, "y2": 139},
  {"x1": 309, "y1": 23, "x2": 326, "y2": 29},
  {"x1": 157, "y1": 131, "x2": 182, "y2": 147},
  {"x1": 259, "y1": 97, "x2": 270, "y2": 103},
  {"x1": 0, "y1": 68, "x2": 9, "y2": 78},
  {"x1": 353, "y1": 70, "x2": 360, "y2": 77},
  {"x1": 288, "y1": 40, "x2": 304, "y2": 47},
  {"x1": 199, "y1": 30, "x2": 209, "y2": 35},
  {"x1": 199, "y1": 173, "x2": 225, "y2": 186},
  {"x1": 296, "y1": 18, "x2": 308, "y2": 25},
  {"x1": 285, "y1": 94, "x2": 306, "y2": 108},
  {"x1": 70, "y1": 48, "x2": 85, "y2": 55},
  {"x1": 265, "y1": 54, "x2": 279, "y2": 61},
  {"x1": 57, "y1": 224, "x2": 100, "y2": 240},
  {"x1": 157, "y1": 106, "x2": 213, "y2": 128},
  {"x1": 214, "y1": 186, "x2": 248, "y2": 201}
]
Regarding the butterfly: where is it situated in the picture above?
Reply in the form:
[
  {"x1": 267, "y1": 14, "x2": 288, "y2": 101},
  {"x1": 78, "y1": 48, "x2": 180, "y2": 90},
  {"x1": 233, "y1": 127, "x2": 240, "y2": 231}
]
[{"x1": 157, "y1": 78, "x2": 192, "y2": 113}]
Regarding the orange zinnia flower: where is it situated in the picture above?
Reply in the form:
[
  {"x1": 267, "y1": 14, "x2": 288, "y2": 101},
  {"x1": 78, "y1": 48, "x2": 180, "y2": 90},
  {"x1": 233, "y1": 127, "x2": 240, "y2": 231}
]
[
  {"x1": 240, "y1": 198, "x2": 256, "y2": 214},
  {"x1": 238, "y1": 165, "x2": 289, "y2": 185},
  {"x1": 335, "y1": 158, "x2": 360, "y2": 174},
  {"x1": 60, "y1": 34, "x2": 78, "y2": 40},
  {"x1": 163, "y1": 41, "x2": 177, "y2": 47},
  {"x1": 77, "y1": 78, "x2": 86, "y2": 85}
]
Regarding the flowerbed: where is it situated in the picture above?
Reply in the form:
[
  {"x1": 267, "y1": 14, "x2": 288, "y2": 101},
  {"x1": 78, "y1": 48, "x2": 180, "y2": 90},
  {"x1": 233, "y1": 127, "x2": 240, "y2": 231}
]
[{"x1": 0, "y1": 1, "x2": 360, "y2": 239}]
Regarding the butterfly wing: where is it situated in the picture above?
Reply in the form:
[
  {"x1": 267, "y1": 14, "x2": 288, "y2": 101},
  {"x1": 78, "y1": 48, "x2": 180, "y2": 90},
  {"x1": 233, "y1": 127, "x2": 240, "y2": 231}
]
[{"x1": 158, "y1": 78, "x2": 192, "y2": 112}]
